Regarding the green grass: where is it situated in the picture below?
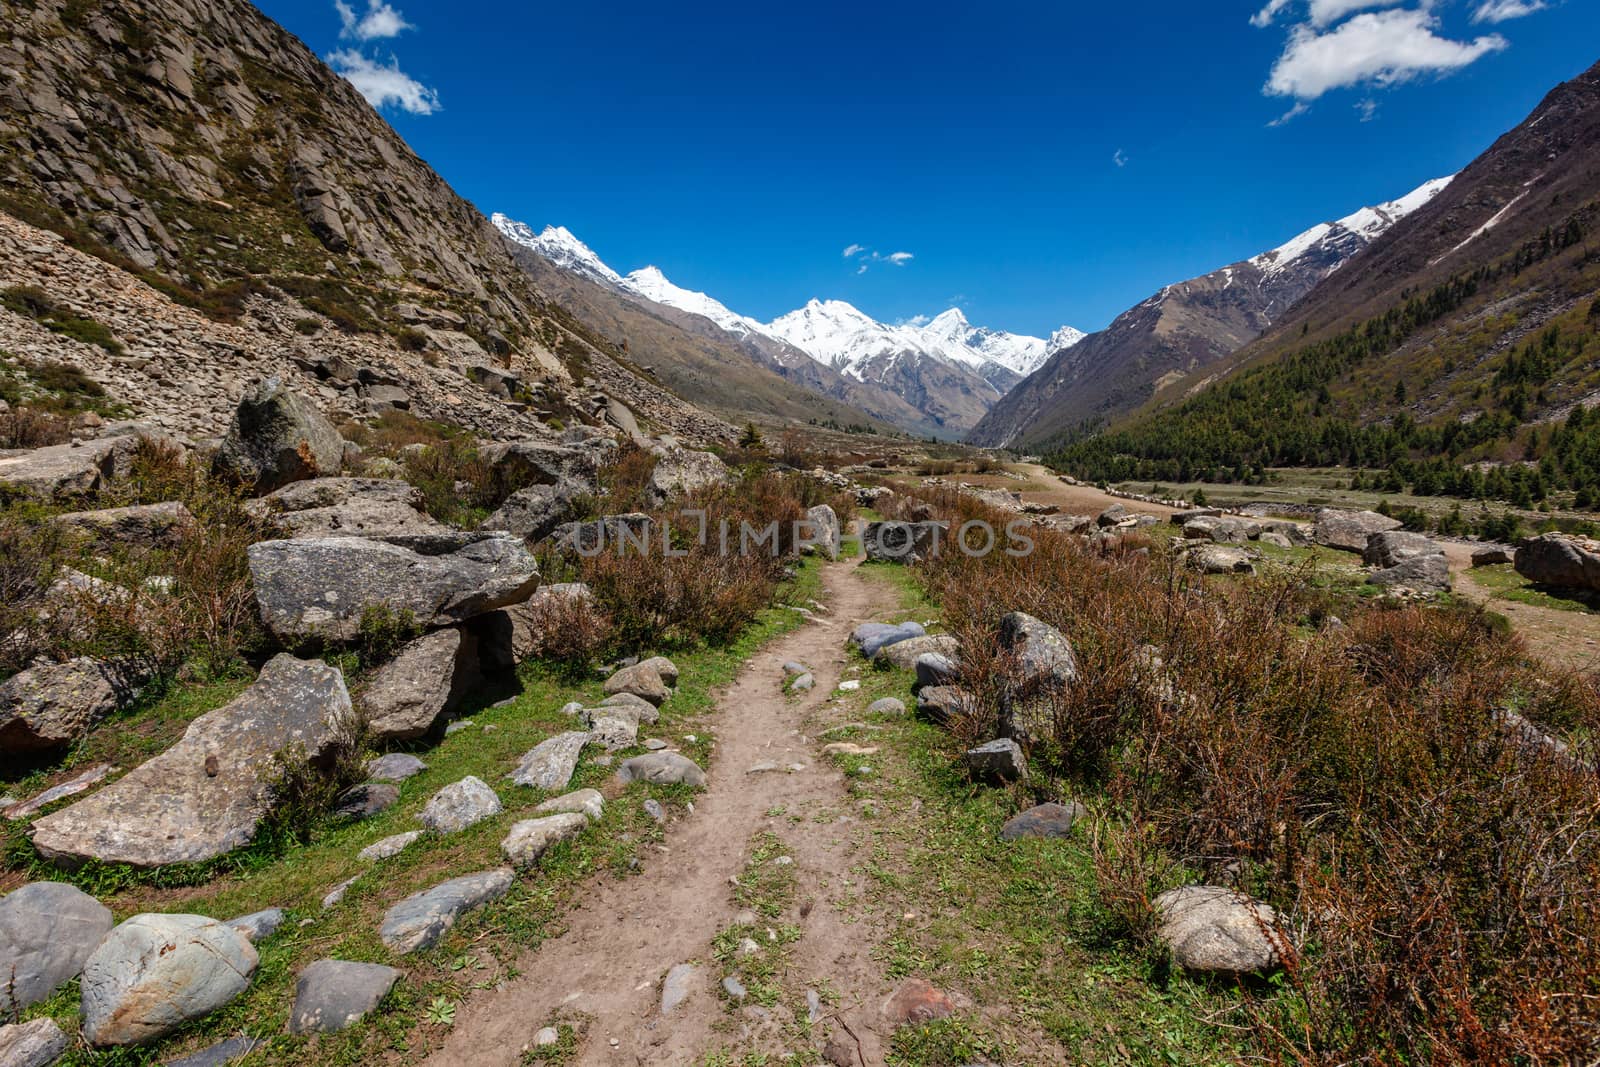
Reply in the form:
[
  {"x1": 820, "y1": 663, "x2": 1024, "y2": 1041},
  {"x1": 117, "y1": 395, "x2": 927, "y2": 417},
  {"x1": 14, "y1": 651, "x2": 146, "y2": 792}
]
[
  {"x1": 1467, "y1": 562, "x2": 1600, "y2": 614},
  {"x1": 7, "y1": 558, "x2": 827, "y2": 1064}
]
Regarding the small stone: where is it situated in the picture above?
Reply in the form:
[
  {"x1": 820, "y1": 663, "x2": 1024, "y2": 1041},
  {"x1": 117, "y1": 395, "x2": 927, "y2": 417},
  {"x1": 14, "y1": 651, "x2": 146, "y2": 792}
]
[
  {"x1": 881, "y1": 978, "x2": 956, "y2": 1026},
  {"x1": 963, "y1": 738, "x2": 1027, "y2": 783},
  {"x1": 661, "y1": 963, "x2": 697, "y2": 1015},
  {"x1": 365, "y1": 753, "x2": 426, "y2": 781},
  {"x1": 781, "y1": 661, "x2": 809, "y2": 676},
  {"x1": 616, "y1": 752, "x2": 707, "y2": 787},
  {"x1": 643, "y1": 738, "x2": 668, "y2": 750},
  {"x1": 535, "y1": 788, "x2": 605, "y2": 822},
  {"x1": 722, "y1": 976, "x2": 747, "y2": 1002},
  {"x1": 788, "y1": 672, "x2": 815, "y2": 692},
  {"x1": 748, "y1": 761, "x2": 780, "y2": 774},
  {"x1": 1000, "y1": 802, "x2": 1088, "y2": 840},
  {"x1": 806, "y1": 988, "x2": 823, "y2": 1023},
  {"x1": 643, "y1": 799, "x2": 666, "y2": 824},
  {"x1": 322, "y1": 876, "x2": 359, "y2": 909},
  {"x1": 837, "y1": 680, "x2": 860, "y2": 691},
  {"x1": 331, "y1": 782, "x2": 399, "y2": 821},
  {"x1": 418, "y1": 776, "x2": 502, "y2": 833},
  {"x1": 737, "y1": 937, "x2": 761, "y2": 956},
  {"x1": 533, "y1": 1026, "x2": 559, "y2": 1046},
  {"x1": 289, "y1": 959, "x2": 403, "y2": 1034},
  {"x1": 225, "y1": 907, "x2": 286, "y2": 944},
  {"x1": 379, "y1": 868, "x2": 514, "y2": 954},
  {"x1": 866, "y1": 697, "x2": 906, "y2": 718},
  {"x1": 359, "y1": 830, "x2": 424, "y2": 862},
  {"x1": 500, "y1": 814, "x2": 588, "y2": 867}
]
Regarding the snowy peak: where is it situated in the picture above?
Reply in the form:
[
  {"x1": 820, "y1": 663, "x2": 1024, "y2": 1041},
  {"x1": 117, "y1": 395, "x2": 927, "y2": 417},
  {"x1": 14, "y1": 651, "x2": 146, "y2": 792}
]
[
  {"x1": 621, "y1": 265, "x2": 764, "y2": 337},
  {"x1": 1049, "y1": 325, "x2": 1088, "y2": 353},
  {"x1": 1251, "y1": 175, "x2": 1454, "y2": 278},
  {"x1": 492, "y1": 214, "x2": 621, "y2": 285}
]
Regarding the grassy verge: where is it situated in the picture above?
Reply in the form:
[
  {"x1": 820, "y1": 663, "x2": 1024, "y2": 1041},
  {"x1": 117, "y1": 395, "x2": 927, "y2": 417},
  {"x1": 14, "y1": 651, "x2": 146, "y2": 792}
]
[
  {"x1": 1466, "y1": 561, "x2": 1600, "y2": 614},
  {"x1": 9, "y1": 559, "x2": 824, "y2": 1065}
]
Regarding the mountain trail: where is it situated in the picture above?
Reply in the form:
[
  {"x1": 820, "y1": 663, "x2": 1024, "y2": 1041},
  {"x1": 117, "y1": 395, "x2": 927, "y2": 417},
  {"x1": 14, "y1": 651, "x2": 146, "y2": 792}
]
[{"x1": 423, "y1": 557, "x2": 901, "y2": 1066}]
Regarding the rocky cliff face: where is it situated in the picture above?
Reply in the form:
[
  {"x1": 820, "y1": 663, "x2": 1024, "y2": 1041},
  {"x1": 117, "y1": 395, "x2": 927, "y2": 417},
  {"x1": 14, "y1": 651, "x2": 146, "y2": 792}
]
[{"x1": 0, "y1": 0, "x2": 734, "y2": 443}]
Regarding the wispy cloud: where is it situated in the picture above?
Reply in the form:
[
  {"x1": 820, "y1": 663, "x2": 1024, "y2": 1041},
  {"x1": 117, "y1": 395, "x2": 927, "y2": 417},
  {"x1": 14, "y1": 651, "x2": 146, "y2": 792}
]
[
  {"x1": 1113, "y1": 148, "x2": 1128, "y2": 167},
  {"x1": 1254, "y1": 4, "x2": 1508, "y2": 123},
  {"x1": 843, "y1": 245, "x2": 914, "y2": 273},
  {"x1": 1267, "y1": 101, "x2": 1311, "y2": 126},
  {"x1": 1472, "y1": 0, "x2": 1547, "y2": 23},
  {"x1": 328, "y1": 49, "x2": 440, "y2": 114},
  {"x1": 336, "y1": 0, "x2": 412, "y2": 40}
]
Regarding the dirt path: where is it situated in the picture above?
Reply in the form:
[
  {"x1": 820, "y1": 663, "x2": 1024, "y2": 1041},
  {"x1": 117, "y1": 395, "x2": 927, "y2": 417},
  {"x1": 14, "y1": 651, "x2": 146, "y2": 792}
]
[
  {"x1": 1441, "y1": 543, "x2": 1600, "y2": 673},
  {"x1": 425, "y1": 559, "x2": 902, "y2": 1066},
  {"x1": 918, "y1": 462, "x2": 1182, "y2": 519}
]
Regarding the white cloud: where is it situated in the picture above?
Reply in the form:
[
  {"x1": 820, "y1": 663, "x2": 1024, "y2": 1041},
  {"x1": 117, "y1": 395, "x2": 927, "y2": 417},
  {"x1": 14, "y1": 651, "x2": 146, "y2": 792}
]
[
  {"x1": 1265, "y1": 9, "x2": 1507, "y2": 101},
  {"x1": 336, "y1": 0, "x2": 413, "y2": 40},
  {"x1": 1355, "y1": 97, "x2": 1380, "y2": 121},
  {"x1": 1254, "y1": 0, "x2": 1409, "y2": 27},
  {"x1": 1113, "y1": 148, "x2": 1128, "y2": 167},
  {"x1": 899, "y1": 314, "x2": 931, "y2": 327},
  {"x1": 328, "y1": 49, "x2": 440, "y2": 114},
  {"x1": 843, "y1": 245, "x2": 914, "y2": 273},
  {"x1": 1250, "y1": 0, "x2": 1293, "y2": 27},
  {"x1": 842, "y1": 243, "x2": 866, "y2": 258},
  {"x1": 1472, "y1": 0, "x2": 1547, "y2": 23},
  {"x1": 1267, "y1": 101, "x2": 1311, "y2": 126},
  {"x1": 886, "y1": 252, "x2": 913, "y2": 265}
]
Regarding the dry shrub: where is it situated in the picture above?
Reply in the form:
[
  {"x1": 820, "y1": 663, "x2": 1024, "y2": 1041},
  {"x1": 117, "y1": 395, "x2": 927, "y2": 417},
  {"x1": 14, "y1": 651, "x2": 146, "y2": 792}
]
[
  {"x1": 900, "y1": 483, "x2": 1600, "y2": 1064},
  {"x1": 398, "y1": 438, "x2": 498, "y2": 527},
  {"x1": 595, "y1": 442, "x2": 661, "y2": 514},
  {"x1": 0, "y1": 515, "x2": 65, "y2": 675},
  {"x1": 0, "y1": 407, "x2": 70, "y2": 449},
  {"x1": 516, "y1": 589, "x2": 611, "y2": 675}
]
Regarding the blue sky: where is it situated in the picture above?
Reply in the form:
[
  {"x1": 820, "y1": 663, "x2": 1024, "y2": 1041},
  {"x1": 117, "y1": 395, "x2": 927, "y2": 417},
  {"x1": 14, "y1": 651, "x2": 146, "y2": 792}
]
[{"x1": 259, "y1": 0, "x2": 1599, "y2": 337}]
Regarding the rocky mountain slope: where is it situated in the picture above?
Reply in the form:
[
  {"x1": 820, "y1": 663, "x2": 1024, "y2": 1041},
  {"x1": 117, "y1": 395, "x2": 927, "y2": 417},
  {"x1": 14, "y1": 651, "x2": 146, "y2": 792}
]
[
  {"x1": 0, "y1": 0, "x2": 739, "y2": 443},
  {"x1": 494, "y1": 217, "x2": 1081, "y2": 438},
  {"x1": 968, "y1": 177, "x2": 1452, "y2": 448},
  {"x1": 1050, "y1": 58, "x2": 1600, "y2": 498}
]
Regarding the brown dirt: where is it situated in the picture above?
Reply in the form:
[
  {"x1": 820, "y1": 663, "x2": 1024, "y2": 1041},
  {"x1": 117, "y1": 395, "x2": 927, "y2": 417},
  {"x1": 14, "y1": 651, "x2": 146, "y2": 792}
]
[
  {"x1": 1443, "y1": 543, "x2": 1600, "y2": 673},
  {"x1": 424, "y1": 559, "x2": 906, "y2": 1066}
]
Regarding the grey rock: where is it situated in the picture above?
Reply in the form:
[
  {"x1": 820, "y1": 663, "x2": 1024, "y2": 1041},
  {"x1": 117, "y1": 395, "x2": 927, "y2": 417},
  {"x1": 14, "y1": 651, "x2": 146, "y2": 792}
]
[
  {"x1": 722, "y1": 976, "x2": 747, "y2": 1002},
  {"x1": 249, "y1": 477, "x2": 452, "y2": 549},
  {"x1": 597, "y1": 692, "x2": 660, "y2": 722},
  {"x1": 997, "y1": 611, "x2": 1077, "y2": 741},
  {"x1": 508, "y1": 731, "x2": 591, "y2": 790},
  {"x1": 1000, "y1": 802, "x2": 1088, "y2": 840},
  {"x1": 551, "y1": 513, "x2": 653, "y2": 554},
  {"x1": 616, "y1": 752, "x2": 707, "y2": 788},
  {"x1": 534, "y1": 788, "x2": 604, "y2": 822},
  {"x1": 866, "y1": 697, "x2": 907, "y2": 718},
  {"x1": 660, "y1": 962, "x2": 697, "y2": 1014},
  {"x1": 0, "y1": 435, "x2": 143, "y2": 499},
  {"x1": 638, "y1": 655, "x2": 679, "y2": 686},
  {"x1": 1154, "y1": 885, "x2": 1283, "y2": 975},
  {"x1": 1314, "y1": 508, "x2": 1402, "y2": 553},
  {"x1": 1515, "y1": 533, "x2": 1600, "y2": 592},
  {"x1": 163, "y1": 1036, "x2": 265, "y2": 1066},
  {"x1": 642, "y1": 799, "x2": 666, "y2": 824},
  {"x1": 288, "y1": 959, "x2": 402, "y2": 1034},
  {"x1": 0, "y1": 1019, "x2": 69, "y2": 1067},
  {"x1": 602, "y1": 661, "x2": 671, "y2": 706},
  {"x1": 321, "y1": 876, "x2": 360, "y2": 910},
  {"x1": 850, "y1": 621, "x2": 926, "y2": 658},
  {"x1": 874, "y1": 633, "x2": 959, "y2": 671},
  {"x1": 787, "y1": 672, "x2": 815, "y2": 692},
  {"x1": 481, "y1": 483, "x2": 581, "y2": 544},
  {"x1": 358, "y1": 830, "x2": 424, "y2": 862},
  {"x1": 1255, "y1": 519, "x2": 1311, "y2": 546},
  {"x1": 32, "y1": 655, "x2": 355, "y2": 868},
  {"x1": 418, "y1": 776, "x2": 502, "y2": 833},
  {"x1": 1258, "y1": 531, "x2": 1294, "y2": 550},
  {"x1": 52, "y1": 501, "x2": 196, "y2": 548},
  {"x1": 862, "y1": 521, "x2": 948, "y2": 562},
  {"x1": 0, "y1": 881, "x2": 114, "y2": 1013},
  {"x1": 916, "y1": 686, "x2": 975, "y2": 726},
  {"x1": 0, "y1": 657, "x2": 136, "y2": 754},
  {"x1": 915, "y1": 652, "x2": 959, "y2": 688},
  {"x1": 1370, "y1": 554, "x2": 1451, "y2": 592},
  {"x1": 781, "y1": 661, "x2": 810, "y2": 676},
  {"x1": 330, "y1": 782, "x2": 399, "y2": 821},
  {"x1": 803, "y1": 504, "x2": 841, "y2": 559},
  {"x1": 1363, "y1": 530, "x2": 1444, "y2": 569},
  {"x1": 212, "y1": 377, "x2": 344, "y2": 493},
  {"x1": 224, "y1": 908, "x2": 286, "y2": 944},
  {"x1": 1470, "y1": 545, "x2": 1514, "y2": 566},
  {"x1": 378, "y1": 868, "x2": 513, "y2": 953},
  {"x1": 1170, "y1": 508, "x2": 1222, "y2": 525},
  {"x1": 1185, "y1": 543, "x2": 1256, "y2": 575},
  {"x1": 81, "y1": 914, "x2": 259, "y2": 1046},
  {"x1": 1096, "y1": 503, "x2": 1130, "y2": 527},
  {"x1": 361, "y1": 627, "x2": 479, "y2": 742},
  {"x1": 248, "y1": 534, "x2": 540, "y2": 645},
  {"x1": 365, "y1": 753, "x2": 427, "y2": 781},
  {"x1": 501, "y1": 813, "x2": 588, "y2": 867},
  {"x1": 648, "y1": 449, "x2": 729, "y2": 502},
  {"x1": 963, "y1": 739, "x2": 1027, "y2": 783},
  {"x1": 2, "y1": 763, "x2": 114, "y2": 820},
  {"x1": 478, "y1": 439, "x2": 603, "y2": 492},
  {"x1": 1183, "y1": 516, "x2": 1258, "y2": 544}
]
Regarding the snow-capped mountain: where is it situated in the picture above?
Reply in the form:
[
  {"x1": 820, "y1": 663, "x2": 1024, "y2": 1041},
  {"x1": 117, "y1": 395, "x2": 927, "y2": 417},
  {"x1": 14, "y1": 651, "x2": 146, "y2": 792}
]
[
  {"x1": 969, "y1": 175, "x2": 1455, "y2": 447},
  {"x1": 492, "y1": 211, "x2": 1082, "y2": 436}
]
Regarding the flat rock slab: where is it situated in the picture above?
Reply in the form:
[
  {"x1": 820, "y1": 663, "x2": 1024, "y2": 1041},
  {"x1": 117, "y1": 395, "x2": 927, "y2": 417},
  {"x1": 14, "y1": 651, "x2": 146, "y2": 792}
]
[
  {"x1": 163, "y1": 1035, "x2": 266, "y2": 1066},
  {"x1": 366, "y1": 752, "x2": 427, "y2": 781},
  {"x1": 3, "y1": 762, "x2": 113, "y2": 820},
  {"x1": 1314, "y1": 508, "x2": 1401, "y2": 553},
  {"x1": 660, "y1": 962, "x2": 698, "y2": 1015},
  {"x1": 1154, "y1": 885, "x2": 1283, "y2": 975},
  {"x1": 0, "y1": 435, "x2": 139, "y2": 498},
  {"x1": 379, "y1": 868, "x2": 513, "y2": 954},
  {"x1": 0, "y1": 881, "x2": 114, "y2": 1013},
  {"x1": 508, "y1": 731, "x2": 590, "y2": 790},
  {"x1": 289, "y1": 959, "x2": 403, "y2": 1034},
  {"x1": 584, "y1": 710, "x2": 639, "y2": 751},
  {"x1": 534, "y1": 788, "x2": 604, "y2": 822},
  {"x1": 418, "y1": 776, "x2": 502, "y2": 834},
  {"x1": 247, "y1": 534, "x2": 539, "y2": 645},
  {"x1": 616, "y1": 752, "x2": 707, "y2": 788},
  {"x1": 32, "y1": 655, "x2": 354, "y2": 868},
  {"x1": 52, "y1": 501, "x2": 196, "y2": 548},
  {"x1": 963, "y1": 738, "x2": 1028, "y2": 783},
  {"x1": 362, "y1": 627, "x2": 478, "y2": 742},
  {"x1": 881, "y1": 978, "x2": 956, "y2": 1026},
  {"x1": 1000, "y1": 802, "x2": 1088, "y2": 840},
  {"x1": 250, "y1": 477, "x2": 453, "y2": 548},
  {"x1": 224, "y1": 908, "x2": 286, "y2": 944},
  {"x1": 500, "y1": 813, "x2": 588, "y2": 867},
  {"x1": 359, "y1": 830, "x2": 424, "y2": 862},
  {"x1": 82, "y1": 913, "x2": 259, "y2": 1046},
  {"x1": 873, "y1": 633, "x2": 959, "y2": 671},
  {"x1": 0, "y1": 1018, "x2": 69, "y2": 1067},
  {"x1": 850, "y1": 621, "x2": 926, "y2": 658},
  {"x1": 0, "y1": 656, "x2": 133, "y2": 753}
]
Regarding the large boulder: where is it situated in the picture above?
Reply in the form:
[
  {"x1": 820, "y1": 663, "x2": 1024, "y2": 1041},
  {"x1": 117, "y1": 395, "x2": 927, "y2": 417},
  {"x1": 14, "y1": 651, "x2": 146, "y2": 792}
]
[
  {"x1": 247, "y1": 534, "x2": 539, "y2": 645},
  {"x1": 81, "y1": 914, "x2": 259, "y2": 1046},
  {"x1": 481, "y1": 483, "x2": 583, "y2": 544},
  {"x1": 1314, "y1": 508, "x2": 1402, "y2": 553},
  {"x1": 1184, "y1": 543, "x2": 1255, "y2": 575},
  {"x1": 52, "y1": 501, "x2": 196, "y2": 549},
  {"x1": 248, "y1": 477, "x2": 454, "y2": 549},
  {"x1": 551, "y1": 513, "x2": 653, "y2": 554},
  {"x1": 0, "y1": 657, "x2": 136, "y2": 754},
  {"x1": 1514, "y1": 533, "x2": 1600, "y2": 592},
  {"x1": 802, "y1": 504, "x2": 841, "y2": 559},
  {"x1": 1154, "y1": 885, "x2": 1283, "y2": 975},
  {"x1": 1363, "y1": 530, "x2": 1443, "y2": 569},
  {"x1": 872, "y1": 633, "x2": 958, "y2": 672},
  {"x1": 0, "y1": 1019, "x2": 69, "y2": 1067},
  {"x1": 997, "y1": 612, "x2": 1078, "y2": 742},
  {"x1": 212, "y1": 377, "x2": 345, "y2": 493},
  {"x1": 648, "y1": 448, "x2": 729, "y2": 502},
  {"x1": 1370, "y1": 553, "x2": 1451, "y2": 593},
  {"x1": 0, "y1": 881, "x2": 115, "y2": 1013},
  {"x1": 31, "y1": 655, "x2": 355, "y2": 868},
  {"x1": 288, "y1": 959, "x2": 402, "y2": 1034},
  {"x1": 1183, "y1": 516, "x2": 1257, "y2": 544},
  {"x1": 379, "y1": 868, "x2": 513, "y2": 954},
  {"x1": 508, "y1": 731, "x2": 591, "y2": 791},
  {"x1": 603, "y1": 660, "x2": 672, "y2": 707},
  {"x1": 360, "y1": 627, "x2": 480, "y2": 742},
  {"x1": 479, "y1": 440, "x2": 604, "y2": 493},
  {"x1": 0, "y1": 434, "x2": 144, "y2": 499},
  {"x1": 863, "y1": 521, "x2": 948, "y2": 562}
]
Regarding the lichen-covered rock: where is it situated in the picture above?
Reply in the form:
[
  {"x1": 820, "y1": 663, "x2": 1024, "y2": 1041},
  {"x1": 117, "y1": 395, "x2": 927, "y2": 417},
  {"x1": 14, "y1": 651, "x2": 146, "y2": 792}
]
[
  {"x1": 802, "y1": 504, "x2": 841, "y2": 559},
  {"x1": 1154, "y1": 885, "x2": 1283, "y2": 975},
  {"x1": 81, "y1": 914, "x2": 259, "y2": 1046},
  {"x1": 52, "y1": 501, "x2": 197, "y2": 548},
  {"x1": 212, "y1": 377, "x2": 344, "y2": 493},
  {"x1": 32, "y1": 655, "x2": 355, "y2": 868},
  {"x1": 0, "y1": 881, "x2": 115, "y2": 1013},
  {"x1": 603, "y1": 660, "x2": 671, "y2": 707},
  {"x1": 0, "y1": 657, "x2": 136, "y2": 754},
  {"x1": 1515, "y1": 532, "x2": 1600, "y2": 592},
  {"x1": 648, "y1": 448, "x2": 729, "y2": 502},
  {"x1": 248, "y1": 477, "x2": 454, "y2": 549},
  {"x1": 288, "y1": 959, "x2": 402, "y2": 1034},
  {"x1": 360, "y1": 627, "x2": 479, "y2": 742},
  {"x1": 481, "y1": 483, "x2": 582, "y2": 544},
  {"x1": 378, "y1": 868, "x2": 513, "y2": 954},
  {"x1": 418, "y1": 776, "x2": 502, "y2": 834},
  {"x1": 247, "y1": 534, "x2": 539, "y2": 645},
  {"x1": 500, "y1": 813, "x2": 588, "y2": 867},
  {"x1": 508, "y1": 731, "x2": 590, "y2": 790},
  {"x1": 615, "y1": 752, "x2": 707, "y2": 788},
  {"x1": 0, "y1": 1018, "x2": 69, "y2": 1067},
  {"x1": 1314, "y1": 508, "x2": 1402, "y2": 553}
]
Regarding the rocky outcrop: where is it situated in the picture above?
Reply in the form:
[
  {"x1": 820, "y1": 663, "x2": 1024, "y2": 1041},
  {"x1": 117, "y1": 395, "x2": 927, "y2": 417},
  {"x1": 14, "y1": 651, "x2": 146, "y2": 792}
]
[
  {"x1": 0, "y1": 657, "x2": 137, "y2": 753},
  {"x1": 1314, "y1": 509, "x2": 1402, "y2": 553},
  {"x1": 211, "y1": 378, "x2": 345, "y2": 492},
  {"x1": 247, "y1": 534, "x2": 539, "y2": 645},
  {"x1": 0, "y1": 434, "x2": 145, "y2": 499},
  {"x1": 648, "y1": 448, "x2": 729, "y2": 502},
  {"x1": 31, "y1": 655, "x2": 355, "y2": 868},
  {"x1": 81, "y1": 914, "x2": 259, "y2": 1046},
  {"x1": 1515, "y1": 533, "x2": 1600, "y2": 592},
  {"x1": 0, "y1": 881, "x2": 115, "y2": 1013},
  {"x1": 249, "y1": 477, "x2": 453, "y2": 548},
  {"x1": 52, "y1": 501, "x2": 197, "y2": 548}
]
